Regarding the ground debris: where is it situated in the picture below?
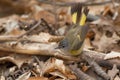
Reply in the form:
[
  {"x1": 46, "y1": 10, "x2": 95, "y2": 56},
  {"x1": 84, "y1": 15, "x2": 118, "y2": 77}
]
[{"x1": 0, "y1": 0, "x2": 120, "y2": 80}]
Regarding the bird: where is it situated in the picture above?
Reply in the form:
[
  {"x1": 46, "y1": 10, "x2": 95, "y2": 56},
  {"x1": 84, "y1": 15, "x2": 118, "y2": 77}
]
[{"x1": 57, "y1": 3, "x2": 90, "y2": 56}]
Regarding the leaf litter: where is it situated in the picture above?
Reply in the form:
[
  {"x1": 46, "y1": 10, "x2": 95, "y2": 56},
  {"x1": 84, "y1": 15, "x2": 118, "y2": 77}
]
[{"x1": 0, "y1": 0, "x2": 119, "y2": 80}]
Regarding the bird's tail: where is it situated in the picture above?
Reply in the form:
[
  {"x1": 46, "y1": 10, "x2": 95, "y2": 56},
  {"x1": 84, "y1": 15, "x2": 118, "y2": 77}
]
[{"x1": 71, "y1": 3, "x2": 89, "y2": 26}]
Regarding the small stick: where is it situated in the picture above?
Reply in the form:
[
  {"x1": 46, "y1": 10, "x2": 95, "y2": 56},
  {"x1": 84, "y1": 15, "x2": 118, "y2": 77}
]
[
  {"x1": 38, "y1": 0, "x2": 112, "y2": 7},
  {"x1": 69, "y1": 64, "x2": 96, "y2": 80},
  {"x1": 17, "y1": 20, "x2": 41, "y2": 39},
  {"x1": 84, "y1": 55, "x2": 110, "y2": 80}
]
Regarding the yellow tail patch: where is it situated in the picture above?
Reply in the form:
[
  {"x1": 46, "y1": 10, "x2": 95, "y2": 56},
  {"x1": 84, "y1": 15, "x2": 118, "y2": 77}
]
[
  {"x1": 80, "y1": 13, "x2": 86, "y2": 26},
  {"x1": 72, "y1": 12, "x2": 77, "y2": 24},
  {"x1": 72, "y1": 12, "x2": 87, "y2": 26}
]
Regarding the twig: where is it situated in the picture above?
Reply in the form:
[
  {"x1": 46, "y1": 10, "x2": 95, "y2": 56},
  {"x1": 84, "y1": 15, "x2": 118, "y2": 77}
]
[
  {"x1": 41, "y1": 19, "x2": 56, "y2": 35},
  {"x1": 17, "y1": 20, "x2": 41, "y2": 39},
  {"x1": 69, "y1": 64, "x2": 96, "y2": 80},
  {"x1": 86, "y1": 0, "x2": 112, "y2": 6},
  {"x1": 34, "y1": 56, "x2": 43, "y2": 76},
  {"x1": 0, "y1": 36, "x2": 18, "y2": 42},
  {"x1": 0, "y1": 41, "x2": 119, "y2": 69},
  {"x1": 84, "y1": 55, "x2": 110, "y2": 80},
  {"x1": 38, "y1": 0, "x2": 112, "y2": 7},
  {"x1": 82, "y1": 50, "x2": 120, "y2": 70}
]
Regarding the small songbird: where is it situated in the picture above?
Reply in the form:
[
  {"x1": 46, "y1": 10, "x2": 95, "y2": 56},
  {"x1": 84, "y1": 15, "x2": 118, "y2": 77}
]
[{"x1": 57, "y1": 3, "x2": 89, "y2": 56}]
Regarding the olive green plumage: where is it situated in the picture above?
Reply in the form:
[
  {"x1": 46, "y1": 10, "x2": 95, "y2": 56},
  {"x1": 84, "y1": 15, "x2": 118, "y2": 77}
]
[{"x1": 57, "y1": 3, "x2": 89, "y2": 56}]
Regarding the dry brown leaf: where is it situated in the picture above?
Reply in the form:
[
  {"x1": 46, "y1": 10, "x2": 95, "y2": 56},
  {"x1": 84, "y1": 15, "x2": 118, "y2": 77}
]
[
  {"x1": 0, "y1": 15, "x2": 25, "y2": 36},
  {"x1": 42, "y1": 58, "x2": 66, "y2": 74},
  {"x1": 92, "y1": 32, "x2": 119, "y2": 52},
  {"x1": 16, "y1": 72, "x2": 31, "y2": 80},
  {"x1": 28, "y1": 77, "x2": 48, "y2": 80},
  {"x1": 50, "y1": 71, "x2": 67, "y2": 79},
  {"x1": 102, "y1": 5, "x2": 111, "y2": 16},
  {"x1": 108, "y1": 64, "x2": 119, "y2": 80},
  {"x1": 84, "y1": 37, "x2": 94, "y2": 50},
  {"x1": 89, "y1": 5, "x2": 105, "y2": 15},
  {"x1": 114, "y1": 75, "x2": 120, "y2": 80},
  {"x1": 0, "y1": 15, "x2": 19, "y2": 25},
  {"x1": 28, "y1": 32, "x2": 53, "y2": 43},
  {"x1": 34, "y1": 10, "x2": 55, "y2": 25},
  {"x1": 104, "y1": 51, "x2": 120, "y2": 60},
  {"x1": 0, "y1": 54, "x2": 33, "y2": 68},
  {"x1": 38, "y1": 58, "x2": 76, "y2": 79},
  {"x1": 81, "y1": 65, "x2": 90, "y2": 72},
  {"x1": 0, "y1": 76, "x2": 5, "y2": 80}
]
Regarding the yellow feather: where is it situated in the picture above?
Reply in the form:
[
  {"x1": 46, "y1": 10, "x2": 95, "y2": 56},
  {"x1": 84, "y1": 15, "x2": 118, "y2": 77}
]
[
  {"x1": 80, "y1": 13, "x2": 87, "y2": 26},
  {"x1": 72, "y1": 13, "x2": 77, "y2": 24},
  {"x1": 70, "y1": 44, "x2": 83, "y2": 55},
  {"x1": 72, "y1": 12, "x2": 87, "y2": 26}
]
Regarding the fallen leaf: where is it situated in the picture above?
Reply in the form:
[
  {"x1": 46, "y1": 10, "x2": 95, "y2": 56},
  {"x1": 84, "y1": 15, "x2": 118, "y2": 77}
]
[
  {"x1": 84, "y1": 37, "x2": 94, "y2": 50},
  {"x1": 0, "y1": 76, "x2": 5, "y2": 80},
  {"x1": 104, "y1": 51, "x2": 120, "y2": 60},
  {"x1": 34, "y1": 10, "x2": 55, "y2": 25},
  {"x1": 28, "y1": 77, "x2": 48, "y2": 80},
  {"x1": 50, "y1": 71, "x2": 67, "y2": 79},
  {"x1": 16, "y1": 71, "x2": 31, "y2": 80},
  {"x1": 0, "y1": 54, "x2": 33, "y2": 68},
  {"x1": 114, "y1": 75, "x2": 120, "y2": 80},
  {"x1": 92, "y1": 31, "x2": 119, "y2": 52},
  {"x1": 108, "y1": 64, "x2": 119, "y2": 80}
]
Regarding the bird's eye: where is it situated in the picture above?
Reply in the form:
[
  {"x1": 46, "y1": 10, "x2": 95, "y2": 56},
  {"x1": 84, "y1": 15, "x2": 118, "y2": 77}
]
[
  {"x1": 59, "y1": 43, "x2": 65, "y2": 48},
  {"x1": 58, "y1": 39, "x2": 68, "y2": 49}
]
